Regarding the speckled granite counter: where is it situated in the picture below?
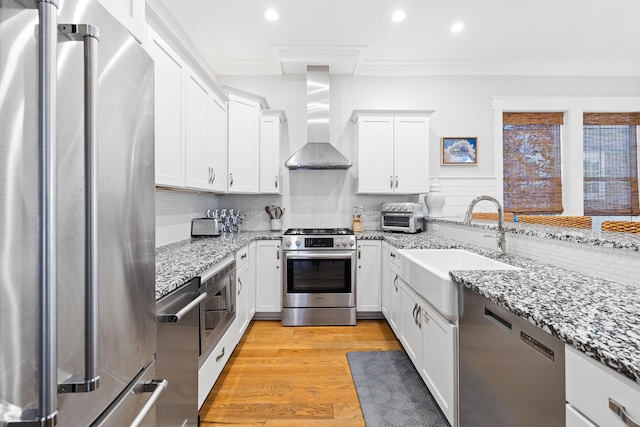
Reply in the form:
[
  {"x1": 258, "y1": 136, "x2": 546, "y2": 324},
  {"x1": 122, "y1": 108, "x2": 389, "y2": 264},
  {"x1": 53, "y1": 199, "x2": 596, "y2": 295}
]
[
  {"x1": 156, "y1": 228, "x2": 640, "y2": 385},
  {"x1": 155, "y1": 231, "x2": 281, "y2": 300},
  {"x1": 430, "y1": 217, "x2": 640, "y2": 251}
]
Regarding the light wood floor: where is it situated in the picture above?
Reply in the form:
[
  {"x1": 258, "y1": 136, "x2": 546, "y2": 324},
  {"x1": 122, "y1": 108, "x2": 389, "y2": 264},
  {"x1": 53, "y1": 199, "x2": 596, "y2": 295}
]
[{"x1": 199, "y1": 319, "x2": 402, "y2": 426}]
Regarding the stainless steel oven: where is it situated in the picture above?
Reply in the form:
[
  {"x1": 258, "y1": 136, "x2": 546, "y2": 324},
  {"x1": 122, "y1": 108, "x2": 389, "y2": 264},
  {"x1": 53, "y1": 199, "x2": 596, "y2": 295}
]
[
  {"x1": 282, "y1": 228, "x2": 356, "y2": 326},
  {"x1": 198, "y1": 258, "x2": 235, "y2": 365}
]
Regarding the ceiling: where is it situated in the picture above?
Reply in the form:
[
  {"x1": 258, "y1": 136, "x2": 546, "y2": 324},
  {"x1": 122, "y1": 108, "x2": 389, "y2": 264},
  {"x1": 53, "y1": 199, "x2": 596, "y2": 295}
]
[{"x1": 148, "y1": 0, "x2": 640, "y2": 76}]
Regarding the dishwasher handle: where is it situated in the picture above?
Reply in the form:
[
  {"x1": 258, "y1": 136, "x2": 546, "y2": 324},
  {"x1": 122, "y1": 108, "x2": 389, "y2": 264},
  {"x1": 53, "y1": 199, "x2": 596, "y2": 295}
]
[
  {"x1": 160, "y1": 292, "x2": 207, "y2": 323},
  {"x1": 484, "y1": 307, "x2": 512, "y2": 332}
]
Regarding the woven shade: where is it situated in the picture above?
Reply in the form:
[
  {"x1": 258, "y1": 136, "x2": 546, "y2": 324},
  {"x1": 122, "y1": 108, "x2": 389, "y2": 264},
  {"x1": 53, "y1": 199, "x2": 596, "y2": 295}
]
[
  {"x1": 503, "y1": 112, "x2": 564, "y2": 214},
  {"x1": 583, "y1": 113, "x2": 640, "y2": 216},
  {"x1": 517, "y1": 215, "x2": 592, "y2": 229},
  {"x1": 601, "y1": 221, "x2": 640, "y2": 234}
]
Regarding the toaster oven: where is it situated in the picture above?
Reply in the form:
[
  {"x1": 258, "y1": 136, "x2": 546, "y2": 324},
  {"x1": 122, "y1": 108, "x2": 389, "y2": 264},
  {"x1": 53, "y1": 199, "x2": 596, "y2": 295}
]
[{"x1": 380, "y1": 202, "x2": 425, "y2": 233}]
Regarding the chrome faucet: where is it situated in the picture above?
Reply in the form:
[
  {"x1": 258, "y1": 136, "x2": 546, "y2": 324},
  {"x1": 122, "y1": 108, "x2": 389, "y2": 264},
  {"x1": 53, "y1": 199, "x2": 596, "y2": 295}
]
[{"x1": 463, "y1": 195, "x2": 507, "y2": 255}]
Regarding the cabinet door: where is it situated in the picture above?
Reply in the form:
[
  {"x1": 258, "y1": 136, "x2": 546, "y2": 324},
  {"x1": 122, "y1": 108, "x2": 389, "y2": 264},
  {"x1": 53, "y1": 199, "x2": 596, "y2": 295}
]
[
  {"x1": 248, "y1": 242, "x2": 257, "y2": 319},
  {"x1": 255, "y1": 241, "x2": 282, "y2": 313},
  {"x1": 227, "y1": 94, "x2": 260, "y2": 193},
  {"x1": 146, "y1": 26, "x2": 185, "y2": 187},
  {"x1": 357, "y1": 116, "x2": 395, "y2": 193},
  {"x1": 420, "y1": 300, "x2": 456, "y2": 425},
  {"x1": 393, "y1": 117, "x2": 429, "y2": 194},
  {"x1": 399, "y1": 283, "x2": 422, "y2": 366},
  {"x1": 208, "y1": 95, "x2": 228, "y2": 192},
  {"x1": 356, "y1": 241, "x2": 381, "y2": 312},
  {"x1": 388, "y1": 270, "x2": 401, "y2": 334},
  {"x1": 236, "y1": 262, "x2": 250, "y2": 337},
  {"x1": 184, "y1": 71, "x2": 211, "y2": 190},
  {"x1": 259, "y1": 114, "x2": 281, "y2": 194}
]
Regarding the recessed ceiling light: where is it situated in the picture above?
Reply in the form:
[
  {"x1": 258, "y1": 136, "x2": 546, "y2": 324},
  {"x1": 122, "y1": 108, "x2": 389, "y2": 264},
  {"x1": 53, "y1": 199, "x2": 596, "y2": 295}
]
[
  {"x1": 451, "y1": 22, "x2": 464, "y2": 32},
  {"x1": 391, "y1": 10, "x2": 407, "y2": 23},
  {"x1": 264, "y1": 8, "x2": 280, "y2": 21}
]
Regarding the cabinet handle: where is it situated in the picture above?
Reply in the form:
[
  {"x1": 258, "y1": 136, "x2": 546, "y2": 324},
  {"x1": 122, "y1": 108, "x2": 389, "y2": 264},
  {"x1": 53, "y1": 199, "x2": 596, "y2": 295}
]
[
  {"x1": 395, "y1": 176, "x2": 398, "y2": 188},
  {"x1": 412, "y1": 303, "x2": 418, "y2": 324},
  {"x1": 610, "y1": 398, "x2": 640, "y2": 427},
  {"x1": 229, "y1": 173, "x2": 234, "y2": 187},
  {"x1": 216, "y1": 346, "x2": 226, "y2": 362},
  {"x1": 390, "y1": 252, "x2": 396, "y2": 258},
  {"x1": 390, "y1": 175, "x2": 393, "y2": 189},
  {"x1": 276, "y1": 247, "x2": 280, "y2": 260},
  {"x1": 241, "y1": 253, "x2": 247, "y2": 259},
  {"x1": 238, "y1": 278, "x2": 243, "y2": 295},
  {"x1": 393, "y1": 275, "x2": 399, "y2": 291},
  {"x1": 212, "y1": 170, "x2": 215, "y2": 182},
  {"x1": 275, "y1": 175, "x2": 278, "y2": 188},
  {"x1": 358, "y1": 247, "x2": 361, "y2": 259}
]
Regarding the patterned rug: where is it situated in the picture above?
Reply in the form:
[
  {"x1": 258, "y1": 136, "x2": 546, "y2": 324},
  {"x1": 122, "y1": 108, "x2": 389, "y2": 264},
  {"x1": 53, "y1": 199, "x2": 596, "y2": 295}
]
[{"x1": 347, "y1": 350, "x2": 450, "y2": 427}]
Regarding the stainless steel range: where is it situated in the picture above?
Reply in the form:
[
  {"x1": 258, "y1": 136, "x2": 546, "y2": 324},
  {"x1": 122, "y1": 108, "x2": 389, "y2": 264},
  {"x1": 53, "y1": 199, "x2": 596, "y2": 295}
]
[{"x1": 282, "y1": 228, "x2": 356, "y2": 326}]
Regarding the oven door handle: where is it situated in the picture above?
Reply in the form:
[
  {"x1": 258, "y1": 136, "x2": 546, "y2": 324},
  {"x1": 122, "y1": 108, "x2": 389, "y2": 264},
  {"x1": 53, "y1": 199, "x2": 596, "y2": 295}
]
[
  {"x1": 284, "y1": 252, "x2": 355, "y2": 260},
  {"x1": 159, "y1": 292, "x2": 208, "y2": 323}
]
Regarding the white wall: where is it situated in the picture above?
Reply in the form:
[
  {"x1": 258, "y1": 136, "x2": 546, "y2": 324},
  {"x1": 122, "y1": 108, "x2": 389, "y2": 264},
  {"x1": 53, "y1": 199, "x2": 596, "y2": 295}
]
[{"x1": 218, "y1": 74, "x2": 640, "y2": 218}]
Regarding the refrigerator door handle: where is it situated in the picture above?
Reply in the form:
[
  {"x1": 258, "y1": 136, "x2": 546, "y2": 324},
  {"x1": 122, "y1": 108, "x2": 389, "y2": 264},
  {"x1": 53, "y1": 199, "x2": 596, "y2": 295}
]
[
  {"x1": 57, "y1": 22, "x2": 101, "y2": 394},
  {"x1": 129, "y1": 379, "x2": 169, "y2": 427},
  {"x1": 12, "y1": 1, "x2": 64, "y2": 426}
]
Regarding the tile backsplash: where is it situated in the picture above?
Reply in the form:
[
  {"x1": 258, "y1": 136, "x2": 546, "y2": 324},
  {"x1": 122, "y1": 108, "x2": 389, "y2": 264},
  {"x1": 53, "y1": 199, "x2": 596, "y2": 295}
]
[{"x1": 155, "y1": 189, "x2": 218, "y2": 247}]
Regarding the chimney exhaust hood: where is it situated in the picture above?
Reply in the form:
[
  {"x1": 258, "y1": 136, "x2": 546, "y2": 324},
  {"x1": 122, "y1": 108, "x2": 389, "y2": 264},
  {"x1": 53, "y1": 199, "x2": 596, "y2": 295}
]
[{"x1": 285, "y1": 66, "x2": 352, "y2": 170}]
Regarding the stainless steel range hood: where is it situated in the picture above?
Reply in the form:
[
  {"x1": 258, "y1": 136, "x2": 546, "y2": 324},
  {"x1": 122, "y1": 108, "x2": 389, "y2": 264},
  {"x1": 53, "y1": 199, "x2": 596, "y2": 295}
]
[{"x1": 285, "y1": 66, "x2": 352, "y2": 170}]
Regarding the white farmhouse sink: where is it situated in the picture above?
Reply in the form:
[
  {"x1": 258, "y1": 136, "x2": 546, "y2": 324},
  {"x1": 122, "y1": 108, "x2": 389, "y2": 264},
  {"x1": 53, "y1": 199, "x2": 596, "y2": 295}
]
[{"x1": 397, "y1": 249, "x2": 521, "y2": 321}]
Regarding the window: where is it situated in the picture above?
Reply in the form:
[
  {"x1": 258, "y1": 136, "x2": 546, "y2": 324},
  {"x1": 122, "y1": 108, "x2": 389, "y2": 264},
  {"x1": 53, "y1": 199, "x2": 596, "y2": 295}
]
[
  {"x1": 583, "y1": 113, "x2": 640, "y2": 215},
  {"x1": 503, "y1": 112, "x2": 564, "y2": 214}
]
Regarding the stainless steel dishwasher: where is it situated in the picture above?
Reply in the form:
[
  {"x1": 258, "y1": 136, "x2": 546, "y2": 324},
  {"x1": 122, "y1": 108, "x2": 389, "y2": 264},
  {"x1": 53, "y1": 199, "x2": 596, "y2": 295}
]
[
  {"x1": 156, "y1": 277, "x2": 208, "y2": 427},
  {"x1": 459, "y1": 287, "x2": 565, "y2": 426}
]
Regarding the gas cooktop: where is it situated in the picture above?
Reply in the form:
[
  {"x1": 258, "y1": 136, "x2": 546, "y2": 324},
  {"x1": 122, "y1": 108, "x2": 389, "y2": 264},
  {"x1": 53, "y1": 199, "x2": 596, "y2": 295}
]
[{"x1": 284, "y1": 228, "x2": 355, "y2": 236}]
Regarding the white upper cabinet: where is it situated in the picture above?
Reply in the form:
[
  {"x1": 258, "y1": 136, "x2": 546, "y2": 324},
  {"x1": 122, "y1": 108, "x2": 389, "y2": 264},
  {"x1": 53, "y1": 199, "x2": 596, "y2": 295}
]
[
  {"x1": 352, "y1": 110, "x2": 434, "y2": 194},
  {"x1": 98, "y1": 0, "x2": 145, "y2": 42},
  {"x1": 227, "y1": 93, "x2": 262, "y2": 193},
  {"x1": 260, "y1": 111, "x2": 286, "y2": 194},
  {"x1": 147, "y1": 26, "x2": 229, "y2": 192},
  {"x1": 208, "y1": 95, "x2": 228, "y2": 192},
  {"x1": 146, "y1": 26, "x2": 186, "y2": 188},
  {"x1": 184, "y1": 71, "x2": 210, "y2": 190},
  {"x1": 184, "y1": 70, "x2": 228, "y2": 192}
]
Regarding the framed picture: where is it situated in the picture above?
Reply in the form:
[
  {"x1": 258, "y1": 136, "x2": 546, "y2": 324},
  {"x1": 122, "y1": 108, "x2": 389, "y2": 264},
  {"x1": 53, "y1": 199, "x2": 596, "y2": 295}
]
[{"x1": 441, "y1": 137, "x2": 478, "y2": 165}]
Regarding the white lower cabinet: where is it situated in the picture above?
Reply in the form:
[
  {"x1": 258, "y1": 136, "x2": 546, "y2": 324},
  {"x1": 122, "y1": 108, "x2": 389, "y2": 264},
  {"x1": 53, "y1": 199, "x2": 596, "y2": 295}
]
[
  {"x1": 198, "y1": 318, "x2": 238, "y2": 408},
  {"x1": 389, "y1": 244, "x2": 457, "y2": 426},
  {"x1": 381, "y1": 242, "x2": 390, "y2": 319},
  {"x1": 566, "y1": 345, "x2": 640, "y2": 427},
  {"x1": 255, "y1": 241, "x2": 282, "y2": 313},
  {"x1": 236, "y1": 261, "x2": 251, "y2": 337},
  {"x1": 420, "y1": 300, "x2": 456, "y2": 425},
  {"x1": 356, "y1": 240, "x2": 381, "y2": 312},
  {"x1": 566, "y1": 404, "x2": 597, "y2": 427},
  {"x1": 399, "y1": 284, "x2": 422, "y2": 367}
]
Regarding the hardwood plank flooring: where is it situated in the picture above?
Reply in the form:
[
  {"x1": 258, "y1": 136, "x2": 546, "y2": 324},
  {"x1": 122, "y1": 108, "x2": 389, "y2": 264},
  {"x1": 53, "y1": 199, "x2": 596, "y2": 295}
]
[{"x1": 199, "y1": 319, "x2": 402, "y2": 426}]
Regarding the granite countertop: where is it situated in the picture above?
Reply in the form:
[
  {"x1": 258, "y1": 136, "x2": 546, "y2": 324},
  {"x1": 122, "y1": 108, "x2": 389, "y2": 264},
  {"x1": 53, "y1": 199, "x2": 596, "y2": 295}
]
[
  {"x1": 155, "y1": 228, "x2": 640, "y2": 384},
  {"x1": 155, "y1": 231, "x2": 281, "y2": 300},
  {"x1": 430, "y1": 217, "x2": 640, "y2": 252}
]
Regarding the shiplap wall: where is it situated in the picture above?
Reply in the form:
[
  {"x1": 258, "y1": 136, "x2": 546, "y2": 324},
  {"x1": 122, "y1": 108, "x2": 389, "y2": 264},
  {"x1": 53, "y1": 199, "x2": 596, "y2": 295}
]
[{"x1": 421, "y1": 177, "x2": 499, "y2": 218}]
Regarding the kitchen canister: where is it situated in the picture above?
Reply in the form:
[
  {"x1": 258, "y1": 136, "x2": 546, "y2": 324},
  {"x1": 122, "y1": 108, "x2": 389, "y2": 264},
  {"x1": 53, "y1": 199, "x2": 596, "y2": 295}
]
[
  {"x1": 270, "y1": 219, "x2": 282, "y2": 231},
  {"x1": 425, "y1": 179, "x2": 446, "y2": 218}
]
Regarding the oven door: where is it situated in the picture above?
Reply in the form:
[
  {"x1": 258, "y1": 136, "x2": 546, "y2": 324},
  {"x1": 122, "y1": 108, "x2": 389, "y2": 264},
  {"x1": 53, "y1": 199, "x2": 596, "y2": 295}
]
[{"x1": 283, "y1": 251, "x2": 356, "y2": 308}]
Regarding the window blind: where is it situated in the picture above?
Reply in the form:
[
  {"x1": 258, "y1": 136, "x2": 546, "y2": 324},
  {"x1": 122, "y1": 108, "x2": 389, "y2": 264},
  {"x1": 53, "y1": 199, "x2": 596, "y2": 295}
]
[
  {"x1": 583, "y1": 112, "x2": 640, "y2": 216},
  {"x1": 503, "y1": 112, "x2": 564, "y2": 214}
]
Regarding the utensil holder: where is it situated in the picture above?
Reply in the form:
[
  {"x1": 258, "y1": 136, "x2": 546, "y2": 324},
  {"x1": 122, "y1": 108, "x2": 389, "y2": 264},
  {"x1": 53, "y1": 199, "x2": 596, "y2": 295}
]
[{"x1": 270, "y1": 219, "x2": 282, "y2": 231}]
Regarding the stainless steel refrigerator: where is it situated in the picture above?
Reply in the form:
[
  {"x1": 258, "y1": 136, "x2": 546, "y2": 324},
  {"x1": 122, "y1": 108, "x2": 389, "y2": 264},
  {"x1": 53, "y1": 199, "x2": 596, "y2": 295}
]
[{"x1": 0, "y1": 0, "x2": 161, "y2": 425}]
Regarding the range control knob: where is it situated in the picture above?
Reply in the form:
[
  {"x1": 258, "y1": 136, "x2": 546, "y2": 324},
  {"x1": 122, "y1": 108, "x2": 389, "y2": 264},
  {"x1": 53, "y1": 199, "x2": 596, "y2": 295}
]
[
  {"x1": 342, "y1": 239, "x2": 348, "y2": 246},
  {"x1": 403, "y1": 206, "x2": 409, "y2": 211},
  {"x1": 349, "y1": 240, "x2": 355, "y2": 247},
  {"x1": 295, "y1": 240, "x2": 301, "y2": 246},
  {"x1": 285, "y1": 240, "x2": 291, "y2": 247}
]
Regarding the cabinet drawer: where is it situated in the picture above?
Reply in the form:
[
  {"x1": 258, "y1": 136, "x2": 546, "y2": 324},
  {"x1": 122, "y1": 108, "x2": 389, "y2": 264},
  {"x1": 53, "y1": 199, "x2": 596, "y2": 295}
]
[
  {"x1": 566, "y1": 404, "x2": 597, "y2": 427},
  {"x1": 389, "y1": 245, "x2": 400, "y2": 269},
  {"x1": 198, "y1": 319, "x2": 238, "y2": 408},
  {"x1": 235, "y1": 245, "x2": 249, "y2": 269},
  {"x1": 566, "y1": 345, "x2": 640, "y2": 426}
]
